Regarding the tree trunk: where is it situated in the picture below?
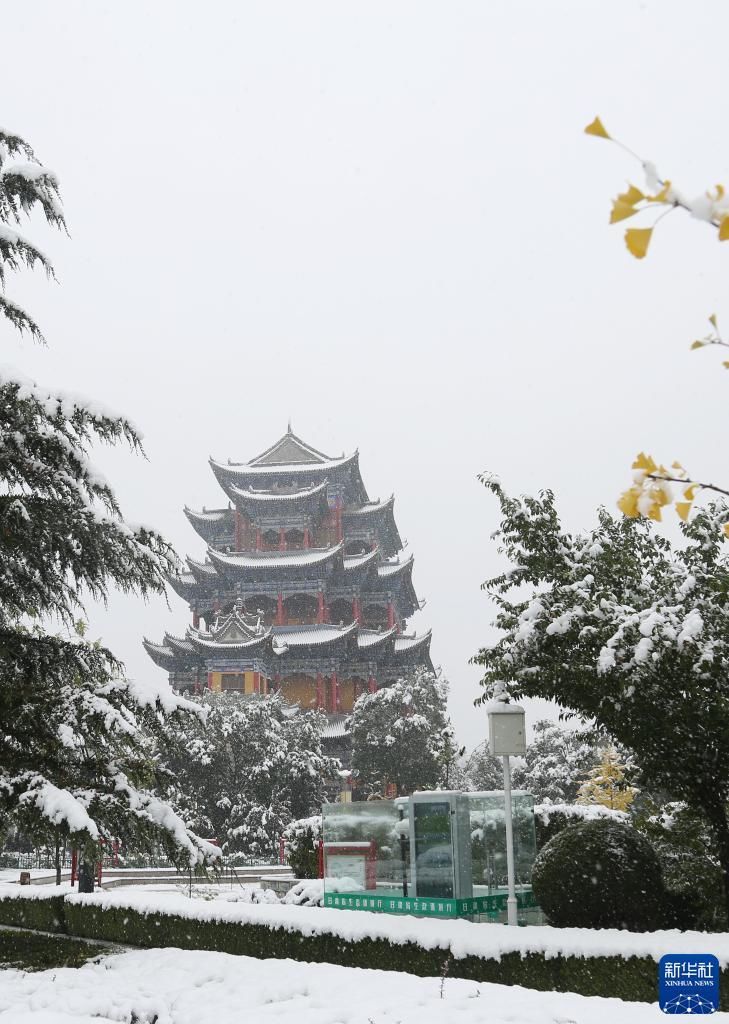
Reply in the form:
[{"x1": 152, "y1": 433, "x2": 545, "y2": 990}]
[
  {"x1": 54, "y1": 832, "x2": 61, "y2": 886},
  {"x1": 707, "y1": 803, "x2": 729, "y2": 926}
]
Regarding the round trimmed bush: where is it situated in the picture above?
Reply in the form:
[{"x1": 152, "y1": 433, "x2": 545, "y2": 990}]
[{"x1": 532, "y1": 819, "x2": 665, "y2": 930}]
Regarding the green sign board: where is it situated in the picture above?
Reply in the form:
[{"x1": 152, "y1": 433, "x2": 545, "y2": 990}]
[{"x1": 323, "y1": 889, "x2": 537, "y2": 918}]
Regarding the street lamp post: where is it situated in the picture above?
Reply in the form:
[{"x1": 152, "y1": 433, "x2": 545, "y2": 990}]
[{"x1": 487, "y1": 698, "x2": 526, "y2": 927}]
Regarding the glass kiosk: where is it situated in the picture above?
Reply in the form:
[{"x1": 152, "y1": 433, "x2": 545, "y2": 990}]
[{"x1": 322, "y1": 789, "x2": 539, "y2": 921}]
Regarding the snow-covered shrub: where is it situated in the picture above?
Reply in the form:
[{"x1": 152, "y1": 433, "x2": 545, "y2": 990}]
[
  {"x1": 636, "y1": 800, "x2": 726, "y2": 932},
  {"x1": 532, "y1": 819, "x2": 664, "y2": 930},
  {"x1": 282, "y1": 878, "x2": 324, "y2": 907},
  {"x1": 533, "y1": 801, "x2": 628, "y2": 848},
  {"x1": 281, "y1": 815, "x2": 321, "y2": 879}
]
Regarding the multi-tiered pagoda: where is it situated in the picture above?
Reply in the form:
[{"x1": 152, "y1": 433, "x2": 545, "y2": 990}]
[{"x1": 144, "y1": 428, "x2": 432, "y2": 733}]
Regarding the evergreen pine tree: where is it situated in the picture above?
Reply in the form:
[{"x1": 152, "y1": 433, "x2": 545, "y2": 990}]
[
  {"x1": 0, "y1": 128, "x2": 215, "y2": 868},
  {"x1": 511, "y1": 719, "x2": 599, "y2": 803},
  {"x1": 348, "y1": 669, "x2": 454, "y2": 796}
]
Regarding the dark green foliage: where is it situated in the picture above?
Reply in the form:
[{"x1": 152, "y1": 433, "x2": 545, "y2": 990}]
[
  {"x1": 473, "y1": 478, "x2": 729, "y2": 922},
  {"x1": 284, "y1": 822, "x2": 320, "y2": 878},
  {"x1": 0, "y1": 928, "x2": 108, "y2": 970},
  {"x1": 532, "y1": 820, "x2": 665, "y2": 930},
  {"x1": 349, "y1": 669, "x2": 455, "y2": 796},
  {"x1": 2, "y1": 893, "x2": 727, "y2": 1007}
]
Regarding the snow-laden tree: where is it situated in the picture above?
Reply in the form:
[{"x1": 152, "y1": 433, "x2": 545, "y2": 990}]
[
  {"x1": 461, "y1": 740, "x2": 503, "y2": 792},
  {"x1": 348, "y1": 669, "x2": 455, "y2": 797},
  {"x1": 473, "y1": 477, "x2": 729, "y2": 920},
  {"x1": 0, "y1": 128, "x2": 216, "y2": 869},
  {"x1": 165, "y1": 693, "x2": 339, "y2": 859},
  {"x1": 511, "y1": 719, "x2": 599, "y2": 804}
]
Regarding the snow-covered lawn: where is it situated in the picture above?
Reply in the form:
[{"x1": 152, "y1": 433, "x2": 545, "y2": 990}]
[{"x1": 1, "y1": 946, "x2": 714, "y2": 1024}]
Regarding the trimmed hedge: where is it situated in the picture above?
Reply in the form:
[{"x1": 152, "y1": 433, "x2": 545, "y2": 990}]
[
  {"x1": 0, "y1": 893, "x2": 66, "y2": 933},
  {"x1": 1, "y1": 894, "x2": 727, "y2": 1008}
]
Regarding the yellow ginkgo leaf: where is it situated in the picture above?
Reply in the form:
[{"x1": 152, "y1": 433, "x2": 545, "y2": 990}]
[
  {"x1": 709, "y1": 313, "x2": 718, "y2": 328},
  {"x1": 618, "y1": 185, "x2": 644, "y2": 206},
  {"x1": 719, "y1": 217, "x2": 729, "y2": 241},
  {"x1": 723, "y1": 361, "x2": 729, "y2": 369},
  {"x1": 723, "y1": 523, "x2": 729, "y2": 539},
  {"x1": 691, "y1": 340, "x2": 706, "y2": 350},
  {"x1": 632, "y1": 452, "x2": 657, "y2": 474},
  {"x1": 610, "y1": 199, "x2": 641, "y2": 224},
  {"x1": 649, "y1": 181, "x2": 673, "y2": 204},
  {"x1": 715, "y1": 184, "x2": 726, "y2": 200},
  {"x1": 625, "y1": 227, "x2": 653, "y2": 259},
  {"x1": 647, "y1": 503, "x2": 663, "y2": 522},
  {"x1": 617, "y1": 489, "x2": 640, "y2": 518},
  {"x1": 675, "y1": 502, "x2": 692, "y2": 522},
  {"x1": 585, "y1": 116, "x2": 610, "y2": 139},
  {"x1": 671, "y1": 460, "x2": 684, "y2": 470},
  {"x1": 683, "y1": 485, "x2": 697, "y2": 501}
]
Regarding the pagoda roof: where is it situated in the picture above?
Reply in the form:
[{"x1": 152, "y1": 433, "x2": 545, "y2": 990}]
[
  {"x1": 142, "y1": 638, "x2": 178, "y2": 670},
  {"x1": 342, "y1": 495, "x2": 395, "y2": 519},
  {"x1": 183, "y1": 506, "x2": 233, "y2": 544},
  {"x1": 207, "y1": 541, "x2": 344, "y2": 578},
  {"x1": 320, "y1": 714, "x2": 348, "y2": 739},
  {"x1": 377, "y1": 554, "x2": 414, "y2": 580},
  {"x1": 187, "y1": 557, "x2": 220, "y2": 584},
  {"x1": 249, "y1": 428, "x2": 333, "y2": 466},
  {"x1": 168, "y1": 570, "x2": 200, "y2": 601},
  {"x1": 342, "y1": 547, "x2": 380, "y2": 573},
  {"x1": 393, "y1": 630, "x2": 433, "y2": 656},
  {"x1": 356, "y1": 627, "x2": 398, "y2": 649},
  {"x1": 187, "y1": 606, "x2": 272, "y2": 653},
  {"x1": 272, "y1": 621, "x2": 359, "y2": 653},
  {"x1": 228, "y1": 479, "x2": 330, "y2": 516},
  {"x1": 164, "y1": 633, "x2": 197, "y2": 656}
]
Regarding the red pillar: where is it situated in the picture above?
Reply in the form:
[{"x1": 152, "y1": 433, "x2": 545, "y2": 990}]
[
  {"x1": 316, "y1": 672, "x2": 324, "y2": 710},
  {"x1": 276, "y1": 592, "x2": 284, "y2": 626},
  {"x1": 234, "y1": 510, "x2": 243, "y2": 550},
  {"x1": 352, "y1": 596, "x2": 361, "y2": 624},
  {"x1": 303, "y1": 527, "x2": 311, "y2": 549},
  {"x1": 192, "y1": 610, "x2": 200, "y2": 628},
  {"x1": 207, "y1": 672, "x2": 213, "y2": 690},
  {"x1": 368, "y1": 675, "x2": 377, "y2": 694},
  {"x1": 317, "y1": 590, "x2": 325, "y2": 624},
  {"x1": 387, "y1": 601, "x2": 395, "y2": 630},
  {"x1": 255, "y1": 528, "x2": 262, "y2": 551},
  {"x1": 279, "y1": 529, "x2": 286, "y2": 551},
  {"x1": 331, "y1": 671, "x2": 340, "y2": 713},
  {"x1": 336, "y1": 503, "x2": 343, "y2": 543}
]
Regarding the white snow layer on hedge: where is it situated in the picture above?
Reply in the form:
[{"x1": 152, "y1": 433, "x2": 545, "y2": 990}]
[
  {"x1": 3, "y1": 885, "x2": 719, "y2": 966},
  {"x1": 533, "y1": 802, "x2": 629, "y2": 825}
]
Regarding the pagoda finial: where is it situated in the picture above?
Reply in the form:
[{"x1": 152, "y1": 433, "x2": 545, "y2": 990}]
[{"x1": 287, "y1": 417, "x2": 293, "y2": 434}]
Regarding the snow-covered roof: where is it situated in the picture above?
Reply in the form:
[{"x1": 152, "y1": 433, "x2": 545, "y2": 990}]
[
  {"x1": 210, "y1": 451, "x2": 357, "y2": 479},
  {"x1": 342, "y1": 495, "x2": 395, "y2": 517},
  {"x1": 393, "y1": 630, "x2": 432, "y2": 654},
  {"x1": 320, "y1": 714, "x2": 349, "y2": 739},
  {"x1": 272, "y1": 622, "x2": 358, "y2": 652},
  {"x1": 184, "y1": 506, "x2": 230, "y2": 523},
  {"x1": 248, "y1": 428, "x2": 333, "y2": 467},
  {"x1": 208, "y1": 542, "x2": 343, "y2": 572},
  {"x1": 186, "y1": 557, "x2": 218, "y2": 577},
  {"x1": 342, "y1": 548, "x2": 379, "y2": 573},
  {"x1": 230, "y1": 479, "x2": 329, "y2": 505},
  {"x1": 377, "y1": 555, "x2": 414, "y2": 579},
  {"x1": 356, "y1": 627, "x2": 397, "y2": 649},
  {"x1": 164, "y1": 633, "x2": 197, "y2": 655}
]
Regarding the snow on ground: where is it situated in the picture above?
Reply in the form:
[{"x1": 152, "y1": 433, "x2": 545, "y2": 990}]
[{"x1": 1, "y1": 946, "x2": 715, "y2": 1024}]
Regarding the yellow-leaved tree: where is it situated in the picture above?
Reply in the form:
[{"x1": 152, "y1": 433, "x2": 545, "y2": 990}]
[
  {"x1": 586, "y1": 117, "x2": 729, "y2": 531},
  {"x1": 577, "y1": 747, "x2": 636, "y2": 812}
]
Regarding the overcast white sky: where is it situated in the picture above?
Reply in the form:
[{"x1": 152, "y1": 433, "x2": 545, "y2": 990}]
[{"x1": 3, "y1": 1, "x2": 729, "y2": 750}]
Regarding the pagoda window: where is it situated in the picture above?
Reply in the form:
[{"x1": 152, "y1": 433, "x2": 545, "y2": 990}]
[
  {"x1": 221, "y1": 673, "x2": 245, "y2": 692},
  {"x1": 329, "y1": 597, "x2": 354, "y2": 625},
  {"x1": 362, "y1": 602, "x2": 389, "y2": 630},
  {"x1": 261, "y1": 529, "x2": 279, "y2": 550},
  {"x1": 285, "y1": 528, "x2": 305, "y2": 550},
  {"x1": 283, "y1": 592, "x2": 318, "y2": 625}
]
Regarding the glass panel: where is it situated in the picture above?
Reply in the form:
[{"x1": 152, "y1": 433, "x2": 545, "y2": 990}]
[{"x1": 413, "y1": 800, "x2": 454, "y2": 898}]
